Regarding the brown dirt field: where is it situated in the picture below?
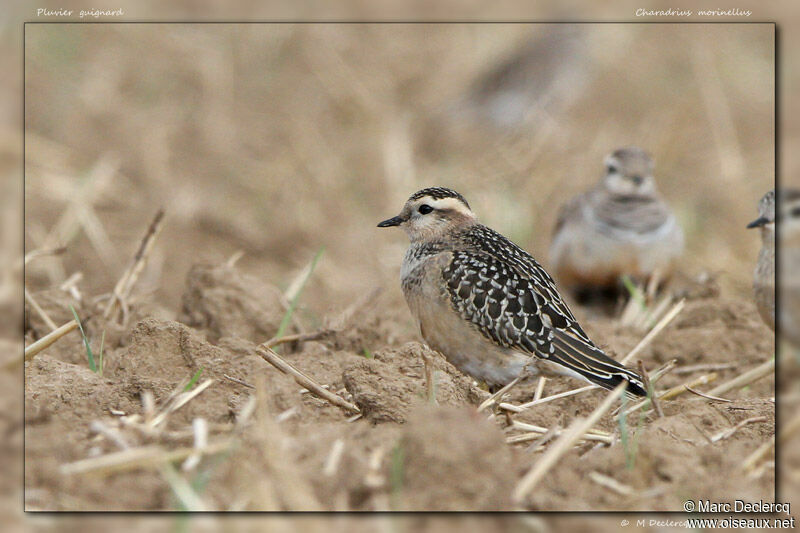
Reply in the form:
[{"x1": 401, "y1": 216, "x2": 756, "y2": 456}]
[
  {"x1": 22, "y1": 23, "x2": 776, "y2": 512},
  {"x1": 23, "y1": 261, "x2": 775, "y2": 511}
]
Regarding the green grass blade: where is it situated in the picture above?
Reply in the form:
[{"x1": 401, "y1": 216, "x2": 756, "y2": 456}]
[
  {"x1": 275, "y1": 247, "x2": 325, "y2": 339},
  {"x1": 184, "y1": 367, "x2": 204, "y2": 392},
  {"x1": 631, "y1": 405, "x2": 647, "y2": 469},
  {"x1": 621, "y1": 275, "x2": 646, "y2": 310},
  {"x1": 98, "y1": 330, "x2": 106, "y2": 377},
  {"x1": 69, "y1": 305, "x2": 96, "y2": 372},
  {"x1": 390, "y1": 444, "x2": 405, "y2": 510},
  {"x1": 617, "y1": 394, "x2": 633, "y2": 470}
]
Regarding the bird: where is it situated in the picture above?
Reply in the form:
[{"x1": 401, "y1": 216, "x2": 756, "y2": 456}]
[
  {"x1": 378, "y1": 186, "x2": 646, "y2": 397},
  {"x1": 778, "y1": 189, "x2": 800, "y2": 347},
  {"x1": 454, "y1": 26, "x2": 590, "y2": 130},
  {"x1": 549, "y1": 146, "x2": 684, "y2": 303},
  {"x1": 748, "y1": 189, "x2": 800, "y2": 341},
  {"x1": 747, "y1": 190, "x2": 776, "y2": 330}
]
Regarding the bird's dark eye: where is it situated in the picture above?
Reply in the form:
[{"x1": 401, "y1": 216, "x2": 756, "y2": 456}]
[
  {"x1": 606, "y1": 164, "x2": 618, "y2": 174},
  {"x1": 418, "y1": 204, "x2": 433, "y2": 215}
]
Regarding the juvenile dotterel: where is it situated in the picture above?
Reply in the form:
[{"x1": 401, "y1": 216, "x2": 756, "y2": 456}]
[
  {"x1": 549, "y1": 146, "x2": 684, "y2": 301},
  {"x1": 378, "y1": 186, "x2": 646, "y2": 396},
  {"x1": 747, "y1": 190, "x2": 776, "y2": 330}
]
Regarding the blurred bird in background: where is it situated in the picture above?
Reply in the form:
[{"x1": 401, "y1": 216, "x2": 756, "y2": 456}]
[
  {"x1": 451, "y1": 25, "x2": 591, "y2": 130},
  {"x1": 548, "y1": 146, "x2": 684, "y2": 305}
]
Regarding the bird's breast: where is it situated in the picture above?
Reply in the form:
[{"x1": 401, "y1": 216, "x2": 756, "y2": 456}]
[{"x1": 399, "y1": 247, "x2": 528, "y2": 388}]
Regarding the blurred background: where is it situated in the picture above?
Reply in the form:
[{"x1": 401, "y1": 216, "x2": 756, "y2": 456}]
[
  {"x1": 3, "y1": 0, "x2": 796, "y2": 530},
  {"x1": 23, "y1": 23, "x2": 773, "y2": 316}
]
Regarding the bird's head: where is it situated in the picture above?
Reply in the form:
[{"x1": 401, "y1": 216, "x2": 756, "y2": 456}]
[
  {"x1": 378, "y1": 187, "x2": 476, "y2": 242},
  {"x1": 747, "y1": 189, "x2": 776, "y2": 233},
  {"x1": 601, "y1": 146, "x2": 657, "y2": 197},
  {"x1": 748, "y1": 189, "x2": 800, "y2": 242}
]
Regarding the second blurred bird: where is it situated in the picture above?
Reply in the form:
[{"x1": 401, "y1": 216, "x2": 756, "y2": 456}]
[{"x1": 549, "y1": 146, "x2": 684, "y2": 303}]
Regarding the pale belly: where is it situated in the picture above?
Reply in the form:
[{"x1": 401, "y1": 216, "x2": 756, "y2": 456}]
[
  {"x1": 401, "y1": 253, "x2": 529, "y2": 388},
  {"x1": 754, "y1": 246, "x2": 775, "y2": 330},
  {"x1": 413, "y1": 294, "x2": 529, "y2": 388},
  {"x1": 550, "y1": 220, "x2": 682, "y2": 288}
]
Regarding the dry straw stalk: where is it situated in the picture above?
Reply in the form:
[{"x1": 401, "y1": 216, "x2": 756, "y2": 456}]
[
  {"x1": 513, "y1": 382, "x2": 627, "y2": 505},
  {"x1": 707, "y1": 358, "x2": 774, "y2": 397},
  {"x1": 60, "y1": 439, "x2": 234, "y2": 476},
  {"x1": 256, "y1": 345, "x2": 360, "y2": 414},
  {"x1": 24, "y1": 320, "x2": 79, "y2": 362}
]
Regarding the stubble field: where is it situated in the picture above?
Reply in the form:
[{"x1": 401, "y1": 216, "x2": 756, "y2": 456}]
[{"x1": 23, "y1": 23, "x2": 775, "y2": 511}]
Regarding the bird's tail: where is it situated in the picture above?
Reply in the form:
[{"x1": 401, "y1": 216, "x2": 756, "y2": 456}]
[{"x1": 549, "y1": 330, "x2": 647, "y2": 397}]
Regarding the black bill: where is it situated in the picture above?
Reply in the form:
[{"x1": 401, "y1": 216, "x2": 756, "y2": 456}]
[
  {"x1": 377, "y1": 215, "x2": 404, "y2": 228},
  {"x1": 747, "y1": 216, "x2": 770, "y2": 229}
]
